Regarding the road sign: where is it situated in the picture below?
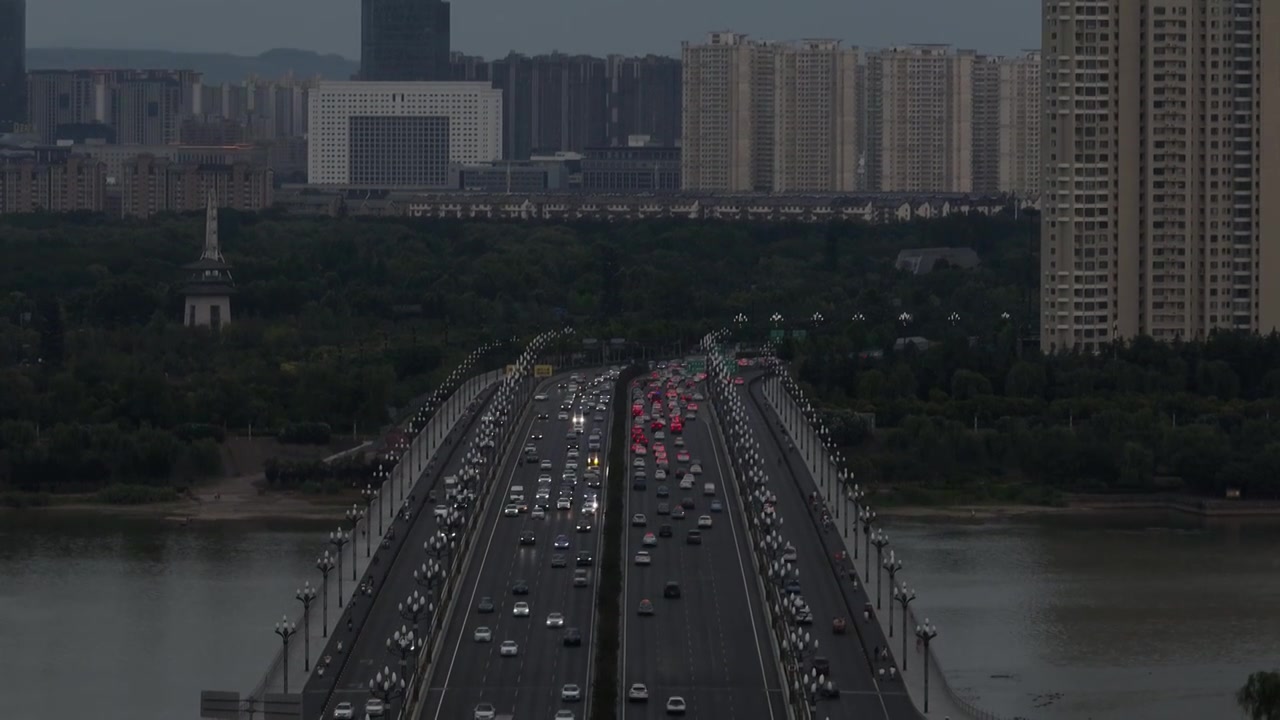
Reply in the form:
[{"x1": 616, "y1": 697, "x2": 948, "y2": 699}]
[{"x1": 534, "y1": 364, "x2": 554, "y2": 378}]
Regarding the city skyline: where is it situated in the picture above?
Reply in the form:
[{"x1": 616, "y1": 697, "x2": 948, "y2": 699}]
[{"x1": 25, "y1": 0, "x2": 1040, "y2": 60}]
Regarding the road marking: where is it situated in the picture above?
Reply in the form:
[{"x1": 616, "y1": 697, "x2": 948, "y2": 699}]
[
  {"x1": 709, "y1": 402, "x2": 778, "y2": 720},
  {"x1": 584, "y1": 397, "x2": 614, "y2": 712}
]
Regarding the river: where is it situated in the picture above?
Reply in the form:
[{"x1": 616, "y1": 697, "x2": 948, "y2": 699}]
[
  {"x1": 884, "y1": 510, "x2": 1280, "y2": 720},
  {"x1": 2, "y1": 509, "x2": 1274, "y2": 720},
  {"x1": 0, "y1": 512, "x2": 328, "y2": 720}
]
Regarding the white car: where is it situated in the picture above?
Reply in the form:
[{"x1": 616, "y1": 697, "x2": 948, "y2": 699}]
[
  {"x1": 513, "y1": 601, "x2": 531, "y2": 617},
  {"x1": 365, "y1": 699, "x2": 385, "y2": 717},
  {"x1": 628, "y1": 683, "x2": 650, "y2": 702},
  {"x1": 541, "y1": 459, "x2": 554, "y2": 470},
  {"x1": 332, "y1": 702, "x2": 355, "y2": 719},
  {"x1": 690, "y1": 464, "x2": 703, "y2": 475},
  {"x1": 666, "y1": 696, "x2": 687, "y2": 715},
  {"x1": 534, "y1": 393, "x2": 548, "y2": 401},
  {"x1": 631, "y1": 513, "x2": 647, "y2": 526},
  {"x1": 473, "y1": 626, "x2": 493, "y2": 643},
  {"x1": 546, "y1": 612, "x2": 565, "y2": 628},
  {"x1": 554, "y1": 711, "x2": 575, "y2": 720},
  {"x1": 697, "y1": 515, "x2": 712, "y2": 528},
  {"x1": 557, "y1": 497, "x2": 573, "y2": 510},
  {"x1": 532, "y1": 506, "x2": 547, "y2": 519},
  {"x1": 654, "y1": 469, "x2": 667, "y2": 481},
  {"x1": 434, "y1": 504, "x2": 449, "y2": 519},
  {"x1": 561, "y1": 684, "x2": 582, "y2": 702},
  {"x1": 474, "y1": 702, "x2": 497, "y2": 719},
  {"x1": 678, "y1": 477, "x2": 695, "y2": 490},
  {"x1": 634, "y1": 551, "x2": 652, "y2": 566},
  {"x1": 499, "y1": 640, "x2": 519, "y2": 657},
  {"x1": 567, "y1": 449, "x2": 580, "y2": 460},
  {"x1": 504, "y1": 504, "x2": 519, "y2": 517}
]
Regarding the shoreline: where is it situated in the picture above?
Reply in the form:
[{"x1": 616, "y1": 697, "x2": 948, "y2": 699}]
[
  {"x1": 877, "y1": 496, "x2": 1280, "y2": 519},
  {"x1": 3, "y1": 493, "x2": 360, "y2": 523}
]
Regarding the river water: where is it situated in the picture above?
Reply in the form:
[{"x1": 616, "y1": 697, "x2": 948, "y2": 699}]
[
  {"x1": 2, "y1": 509, "x2": 1274, "y2": 720},
  {"x1": 0, "y1": 512, "x2": 328, "y2": 720},
  {"x1": 885, "y1": 510, "x2": 1280, "y2": 720}
]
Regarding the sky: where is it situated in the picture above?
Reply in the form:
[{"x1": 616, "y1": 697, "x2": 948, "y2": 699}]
[{"x1": 26, "y1": 0, "x2": 1040, "y2": 60}]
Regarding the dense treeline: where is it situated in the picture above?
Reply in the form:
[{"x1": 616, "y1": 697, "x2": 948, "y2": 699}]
[
  {"x1": 786, "y1": 329, "x2": 1280, "y2": 502},
  {"x1": 1, "y1": 209, "x2": 1036, "y2": 493}
]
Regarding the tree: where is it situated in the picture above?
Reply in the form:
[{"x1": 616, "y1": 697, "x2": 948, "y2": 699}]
[{"x1": 1238, "y1": 671, "x2": 1280, "y2": 720}]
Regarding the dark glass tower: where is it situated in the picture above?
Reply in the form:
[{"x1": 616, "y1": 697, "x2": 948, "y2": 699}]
[
  {"x1": 0, "y1": 0, "x2": 25, "y2": 131},
  {"x1": 361, "y1": 0, "x2": 451, "y2": 81}
]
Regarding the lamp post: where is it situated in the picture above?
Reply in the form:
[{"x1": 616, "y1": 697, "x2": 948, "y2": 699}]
[
  {"x1": 346, "y1": 506, "x2": 364, "y2": 576},
  {"x1": 915, "y1": 620, "x2": 939, "y2": 712},
  {"x1": 883, "y1": 551, "x2": 903, "y2": 625},
  {"x1": 399, "y1": 591, "x2": 430, "y2": 636},
  {"x1": 316, "y1": 553, "x2": 336, "y2": 636},
  {"x1": 363, "y1": 485, "x2": 381, "y2": 538},
  {"x1": 295, "y1": 583, "x2": 317, "y2": 672},
  {"x1": 329, "y1": 530, "x2": 349, "y2": 605},
  {"x1": 368, "y1": 667, "x2": 406, "y2": 714},
  {"x1": 846, "y1": 485, "x2": 863, "y2": 541},
  {"x1": 387, "y1": 626, "x2": 420, "y2": 681},
  {"x1": 273, "y1": 616, "x2": 297, "y2": 694},
  {"x1": 859, "y1": 508, "x2": 875, "y2": 576},
  {"x1": 870, "y1": 530, "x2": 890, "y2": 609},
  {"x1": 414, "y1": 560, "x2": 443, "y2": 598},
  {"x1": 893, "y1": 583, "x2": 916, "y2": 660}
]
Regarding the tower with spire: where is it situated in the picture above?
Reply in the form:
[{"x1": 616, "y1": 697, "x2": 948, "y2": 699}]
[{"x1": 181, "y1": 191, "x2": 235, "y2": 329}]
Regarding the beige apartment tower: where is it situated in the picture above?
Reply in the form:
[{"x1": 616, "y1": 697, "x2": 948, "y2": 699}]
[
  {"x1": 1041, "y1": 0, "x2": 1280, "y2": 352},
  {"x1": 681, "y1": 32, "x2": 860, "y2": 193}
]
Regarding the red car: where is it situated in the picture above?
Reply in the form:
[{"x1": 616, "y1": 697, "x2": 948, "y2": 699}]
[
  {"x1": 632, "y1": 404, "x2": 643, "y2": 417},
  {"x1": 733, "y1": 377, "x2": 745, "y2": 385},
  {"x1": 650, "y1": 420, "x2": 665, "y2": 431},
  {"x1": 670, "y1": 421, "x2": 684, "y2": 435}
]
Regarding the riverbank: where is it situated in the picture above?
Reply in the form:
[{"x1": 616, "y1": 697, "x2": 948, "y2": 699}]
[{"x1": 876, "y1": 493, "x2": 1280, "y2": 519}]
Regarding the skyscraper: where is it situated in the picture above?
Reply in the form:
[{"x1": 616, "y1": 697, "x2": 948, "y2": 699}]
[
  {"x1": 1040, "y1": 0, "x2": 1280, "y2": 352},
  {"x1": 361, "y1": 0, "x2": 451, "y2": 81},
  {"x1": 0, "y1": 0, "x2": 25, "y2": 132}
]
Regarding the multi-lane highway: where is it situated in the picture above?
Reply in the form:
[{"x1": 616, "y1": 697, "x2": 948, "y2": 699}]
[
  {"x1": 310, "y1": 381, "x2": 505, "y2": 720},
  {"x1": 422, "y1": 371, "x2": 617, "y2": 720},
  {"x1": 620, "y1": 366, "x2": 786, "y2": 719},
  {"x1": 741, "y1": 372, "x2": 919, "y2": 720}
]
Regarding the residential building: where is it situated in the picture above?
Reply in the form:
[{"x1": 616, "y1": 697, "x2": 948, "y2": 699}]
[
  {"x1": 450, "y1": 161, "x2": 568, "y2": 192},
  {"x1": 26, "y1": 69, "x2": 202, "y2": 145},
  {"x1": 26, "y1": 70, "x2": 106, "y2": 143},
  {"x1": 0, "y1": 146, "x2": 105, "y2": 214},
  {"x1": 361, "y1": 0, "x2": 451, "y2": 81},
  {"x1": 119, "y1": 154, "x2": 273, "y2": 218},
  {"x1": 71, "y1": 142, "x2": 265, "y2": 184},
  {"x1": 581, "y1": 136, "x2": 680, "y2": 192},
  {"x1": 0, "y1": 0, "x2": 24, "y2": 132},
  {"x1": 865, "y1": 45, "x2": 974, "y2": 193},
  {"x1": 680, "y1": 32, "x2": 766, "y2": 192},
  {"x1": 997, "y1": 51, "x2": 1041, "y2": 196},
  {"x1": 1040, "y1": 0, "x2": 1280, "y2": 352},
  {"x1": 306, "y1": 81, "x2": 502, "y2": 187},
  {"x1": 772, "y1": 39, "x2": 859, "y2": 193}
]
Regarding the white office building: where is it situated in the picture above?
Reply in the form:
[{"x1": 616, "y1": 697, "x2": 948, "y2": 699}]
[{"x1": 307, "y1": 81, "x2": 502, "y2": 187}]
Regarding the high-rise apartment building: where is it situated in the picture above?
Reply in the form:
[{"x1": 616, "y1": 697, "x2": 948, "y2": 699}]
[
  {"x1": 361, "y1": 0, "x2": 451, "y2": 81},
  {"x1": 865, "y1": 45, "x2": 974, "y2": 193},
  {"x1": 0, "y1": 0, "x2": 24, "y2": 132},
  {"x1": 307, "y1": 81, "x2": 502, "y2": 187},
  {"x1": 1041, "y1": 0, "x2": 1280, "y2": 352},
  {"x1": 681, "y1": 32, "x2": 859, "y2": 193},
  {"x1": 26, "y1": 69, "x2": 201, "y2": 145},
  {"x1": 0, "y1": 147, "x2": 105, "y2": 214},
  {"x1": 997, "y1": 51, "x2": 1041, "y2": 197}
]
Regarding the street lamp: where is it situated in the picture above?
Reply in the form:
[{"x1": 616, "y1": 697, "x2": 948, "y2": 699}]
[
  {"x1": 316, "y1": 553, "x2": 336, "y2": 636},
  {"x1": 329, "y1": 530, "x2": 350, "y2": 605},
  {"x1": 273, "y1": 615, "x2": 297, "y2": 694},
  {"x1": 368, "y1": 667, "x2": 406, "y2": 713},
  {"x1": 845, "y1": 484, "x2": 863, "y2": 540},
  {"x1": 859, "y1": 508, "x2": 875, "y2": 577},
  {"x1": 363, "y1": 485, "x2": 381, "y2": 538},
  {"x1": 387, "y1": 626, "x2": 420, "y2": 681},
  {"x1": 346, "y1": 505, "x2": 365, "y2": 574},
  {"x1": 296, "y1": 583, "x2": 317, "y2": 672},
  {"x1": 870, "y1": 530, "x2": 890, "y2": 609},
  {"x1": 893, "y1": 583, "x2": 916, "y2": 659},
  {"x1": 915, "y1": 620, "x2": 939, "y2": 712},
  {"x1": 399, "y1": 591, "x2": 430, "y2": 635},
  {"x1": 883, "y1": 551, "x2": 903, "y2": 622}
]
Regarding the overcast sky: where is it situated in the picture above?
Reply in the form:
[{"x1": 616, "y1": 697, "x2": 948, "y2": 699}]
[{"x1": 27, "y1": 0, "x2": 1040, "y2": 59}]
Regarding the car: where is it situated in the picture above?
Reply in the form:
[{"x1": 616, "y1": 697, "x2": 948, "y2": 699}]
[
  {"x1": 664, "y1": 581, "x2": 681, "y2": 598},
  {"x1": 513, "y1": 601, "x2": 531, "y2": 617},
  {"x1": 554, "y1": 534, "x2": 571, "y2": 549},
  {"x1": 666, "y1": 696, "x2": 687, "y2": 715},
  {"x1": 554, "y1": 711, "x2": 575, "y2": 720},
  {"x1": 576, "y1": 519, "x2": 593, "y2": 532},
  {"x1": 690, "y1": 463, "x2": 703, "y2": 475},
  {"x1": 333, "y1": 702, "x2": 355, "y2": 719},
  {"x1": 628, "y1": 683, "x2": 650, "y2": 702},
  {"x1": 784, "y1": 578, "x2": 802, "y2": 594},
  {"x1": 504, "y1": 504, "x2": 520, "y2": 517},
  {"x1": 434, "y1": 504, "x2": 449, "y2": 519},
  {"x1": 567, "y1": 449, "x2": 580, "y2": 460},
  {"x1": 658, "y1": 524, "x2": 673, "y2": 538},
  {"x1": 638, "y1": 598, "x2": 655, "y2": 616},
  {"x1": 473, "y1": 703, "x2": 496, "y2": 720},
  {"x1": 676, "y1": 451, "x2": 690, "y2": 463},
  {"x1": 632, "y1": 457, "x2": 645, "y2": 469},
  {"x1": 500, "y1": 640, "x2": 519, "y2": 656},
  {"x1": 678, "y1": 477, "x2": 695, "y2": 490},
  {"x1": 634, "y1": 550, "x2": 652, "y2": 566},
  {"x1": 686, "y1": 530, "x2": 702, "y2": 545},
  {"x1": 642, "y1": 532, "x2": 658, "y2": 547},
  {"x1": 561, "y1": 684, "x2": 582, "y2": 702},
  {"x1": 710, "y1": 500, "x2": 723, "y2": 513},
  {"x1": 546, "y1": 612, "x2": 566, "y2": 628},
  {"x1": 512, "y1": 580, "x2": 530, "y2": 595},
  {"x1": 530, "y1": 432, "x2": 544, "y2": 440},
  {"x1": 654, "y1": 469, "x2": 668, "y2": 481},
  {"x1": 632, "y1": 479, "x2": 647, "y2": 491},
  {"x1": 656, "y1": 502, "x2": 670, "y2": 515},
  {"x1": 477, "y1": 596, "x2": 495, "y2": 613},
  {"x1": 563, "y1": 627, "x2": 583, "y2": 646},
  {"x1": 551, "y1": 553, "x2": 568, "y2": 568},
  {"x1": 573, "y1": 568, "x2": 590, "y2": 587},
  {"x1": 473, "y1": 626, "x2": 493, "y2": 642},
  {"x1": 674, "y1": 436, "x2": 685, "y2": 447},
  {"x1": 565, "y1": 461, "x2": 579, "y2": 472},
  {"x1": 558, "y1": 412, "x2": 570, "y2": 420},
  {"x1": 537, "y1": 412, "x2": 549, "y2": 421},
  {"x1": 365, "y1": 699, "x2": 385, "y2": 717},
  {"x1": 535, "y1": 393, "x2": 548, "y2": 401},
  {"x1": 576, "y1": 550, "x2": 594, "y2": 566},
  {"x1": 557, "y1": 496, "x2": 573, "y2": 510},
  {"x1": 531, "y1": 506, "x2": 547, "y2": 519},
  {"x1": 670, "y1": 506, "x2": 686, "y2": 520},
  {"x1": 681, "y1": 497, "x2": 696, "y2": 510},
  {"x1": 519, "y1": 532, "x2": 536, "y2": 546},
  {"x1": 698, "y1": 515, "x2": 713, "y2": 528},
  {"x1": 656, "y1": 485, "x2": 670, "y2": 498},
  {"x1": 632, "y1": 513, "x2": 648, "y2": 526}
]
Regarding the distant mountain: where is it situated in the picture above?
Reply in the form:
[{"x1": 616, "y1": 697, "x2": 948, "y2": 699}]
[{"x1": 26, "y1": 47, "x2": 359, "y2": 84}]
